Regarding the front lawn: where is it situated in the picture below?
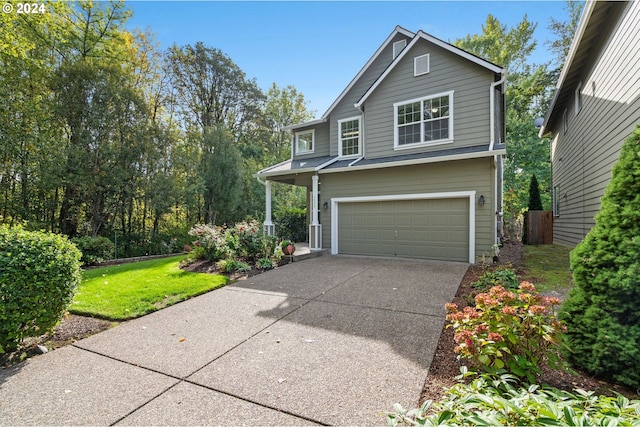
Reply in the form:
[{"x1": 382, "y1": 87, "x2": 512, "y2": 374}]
[{"x1": 70, "y1": 255, "x2": 228, "y2": 320}]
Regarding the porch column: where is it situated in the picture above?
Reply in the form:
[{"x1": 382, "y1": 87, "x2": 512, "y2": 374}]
[
  {"x1": 309, "y1": 174, "x2": 322, "y2": 250},
  {"x1": 263, "y1": 179, "x2": 275, "y2": 236}
]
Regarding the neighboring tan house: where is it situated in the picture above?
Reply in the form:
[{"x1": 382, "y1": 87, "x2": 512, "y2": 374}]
[
  {"x1": 256, "y1": 26, "x2": 506, "y2": 263},
  {"x1": 539, "y1": 1, "x2": 640, "y2": 247}
]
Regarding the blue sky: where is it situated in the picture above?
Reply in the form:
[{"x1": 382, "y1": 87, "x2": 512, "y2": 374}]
[{"x1": 127, "y1": 1, "x2": 572, "y2": 116}]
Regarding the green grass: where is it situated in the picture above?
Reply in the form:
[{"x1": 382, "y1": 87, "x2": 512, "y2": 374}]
[
  {"x1": 522, "y1": 244, "x2": 573, "y2": 294},
  {"x1": 70, "y1": 255, "x2": 228, "y2": 320}
]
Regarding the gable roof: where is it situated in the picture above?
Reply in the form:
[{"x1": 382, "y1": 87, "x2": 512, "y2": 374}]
[
  {"x1": 539, "y1": 1, "x2": 621, "y2": 137},
  {"x1": 321, "y1": 25, "x2": 416, "y2": 119},
  {"x1": 355, "y1": 30, "x2": 504, "y2": 108}
]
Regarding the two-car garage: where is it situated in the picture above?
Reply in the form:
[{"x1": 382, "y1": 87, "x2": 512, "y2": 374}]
[{"x1": 331, "y1": 192, "x2": 475, "y2": 263}]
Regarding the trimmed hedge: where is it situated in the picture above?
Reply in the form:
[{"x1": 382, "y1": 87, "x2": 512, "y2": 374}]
[{"x1": 0, "y1": 226, "x2": 82, "y2": 353}]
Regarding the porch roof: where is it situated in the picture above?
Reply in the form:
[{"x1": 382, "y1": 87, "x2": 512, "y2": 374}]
[
  {"x1": 256, "y1": 156, "x2": 337, "y2": 177},
  {"x1": 321, "y1": 144, "x2": 504, "y2": 173},
  {"x1": 256, "y1": 144, "x2": 505, "y2": 179}
]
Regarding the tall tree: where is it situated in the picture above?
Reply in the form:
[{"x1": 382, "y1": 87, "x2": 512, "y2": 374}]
[
  {"x1": 547, "y1": 0, "x2": 584, "y2": 71},
  {"x1": 166, "y1": 42, "x2": 264, "y2": 134},
  {"x1": 200, "y1": 126, "x2": 243, "y2": 225},
  {"x1": 456, "y1": 15, "x2": 554, "y2": 228}
]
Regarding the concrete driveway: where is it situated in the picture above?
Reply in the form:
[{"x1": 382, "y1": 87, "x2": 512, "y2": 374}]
[{"x1": 0, "y1": 256, "x2": 468, "y2": 426}]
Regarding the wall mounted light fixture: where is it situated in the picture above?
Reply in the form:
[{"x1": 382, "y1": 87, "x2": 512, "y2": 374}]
[
  {"x1": 478, "y1": 195, "x2": 485, "y2": 207},
  {"x1": 322, "y1": 201, "x2": 329, "y2": 210}
]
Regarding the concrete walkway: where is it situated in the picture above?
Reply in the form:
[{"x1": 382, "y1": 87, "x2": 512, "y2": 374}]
[{"x1": 0, "y1": 256, "x2": 468, "y2": 426}]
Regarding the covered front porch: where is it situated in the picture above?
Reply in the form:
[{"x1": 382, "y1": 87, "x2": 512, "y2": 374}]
[{"x1": 256, "y1": 158, "x2": 332, "y2": 251}]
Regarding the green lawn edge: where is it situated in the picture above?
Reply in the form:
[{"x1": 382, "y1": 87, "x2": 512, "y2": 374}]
[{"x1": 70, "y1": 255, "x2": 228, "y2": 321}]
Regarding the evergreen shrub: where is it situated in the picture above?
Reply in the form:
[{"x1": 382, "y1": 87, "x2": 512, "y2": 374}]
[
  {"x1": 275, "y1": 206, "x2": 306, "y2": 242},
  {"x1": 71, "y1": 236, "x2": 114, "y2": 265},
  {"x1": 0, "y1": 226, "x2": 82, "y2": 353},
  {"x1": 561, "y1": 126, "x2": 640, "y2": 389}
]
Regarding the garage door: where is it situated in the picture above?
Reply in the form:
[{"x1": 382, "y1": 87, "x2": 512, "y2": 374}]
[{"x1": 337, "y1": 198, "x2": 469, "y2": 262}]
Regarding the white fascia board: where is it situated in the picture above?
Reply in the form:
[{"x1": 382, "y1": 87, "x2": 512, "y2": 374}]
[
  {"x1": 330, "y1": 191, "x2": 476, "y2": 263},
  {"x1": 323, "y1": 26, "x2": 416, "y2": 118},
  {"x1": 319, "y1": 147, "x2": 506, "y2": 175},
  {"x1": 282, "y1": 118, "x2": 327, "y2": 132},
  {"x1": 355, "y1": 31, "x2": 503, "y2": 109},
  {"x1": 539, "y1": 1, "x2": 596, "y2": 137},
  {"x1": 419, "y1": 31, "x2": 503, "y2": 73},
  {"x1": 255, "y1": 166, "x2": 318, "y2": 178},
  {"x1": 254, "y1": 158, "x2": 294, "y2": 176}
]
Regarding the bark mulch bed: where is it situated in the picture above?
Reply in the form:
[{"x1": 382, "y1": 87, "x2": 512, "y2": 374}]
[{"x1": 420, "y1": 239, "x2": 637, "y2": 404}]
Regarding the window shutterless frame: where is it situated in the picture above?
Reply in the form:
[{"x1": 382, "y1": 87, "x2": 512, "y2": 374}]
[
  {"x1": 295, "y1": 129, "x2": 315, "y2": 154},
  {"x1": 393, "y1": 90, "x2": 454, "y2": 149},
  {"x1": 337, "y1": 116, "x2": 362, "y2": 158}
]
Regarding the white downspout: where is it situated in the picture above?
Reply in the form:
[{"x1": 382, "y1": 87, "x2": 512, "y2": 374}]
[{"x1": 489, "y1": 71, "x2": 506, "y2": 151}]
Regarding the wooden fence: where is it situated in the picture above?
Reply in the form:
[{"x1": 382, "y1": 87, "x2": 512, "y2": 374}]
[{"x1": 524, "y1": 210, "x2": 553, "y2": 245}]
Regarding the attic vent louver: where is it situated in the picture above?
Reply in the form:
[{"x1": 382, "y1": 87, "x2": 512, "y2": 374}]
[
  {"x1": 393, "y1": 40, "x2": 407, "y2": 59},
  {"x1": 414, "y1": 54, "x2": 430, "y2": 76}
]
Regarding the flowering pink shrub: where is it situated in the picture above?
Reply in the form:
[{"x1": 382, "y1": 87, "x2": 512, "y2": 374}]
[
  {"x1": 188, "y1": 224, "x2": 226, "y2": 261},
  {"x1": 446, "y1": 281, "x2": 566, "y2": 383}
]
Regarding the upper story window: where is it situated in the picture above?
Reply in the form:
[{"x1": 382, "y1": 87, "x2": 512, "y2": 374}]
[
  {"x1": 338, "y1": 117, "x2": 361, "y2": 158},
  {"x1": 295, "y1": 129, "x2": 314, "y2": 154},
  {"x1": 394, "y1": 91, "x2": 453, "y2": 149}
]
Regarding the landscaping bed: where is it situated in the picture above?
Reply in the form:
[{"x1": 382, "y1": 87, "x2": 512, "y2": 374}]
[{"x1": 420, "y1": 240, "x2": 637, "y2": 404}]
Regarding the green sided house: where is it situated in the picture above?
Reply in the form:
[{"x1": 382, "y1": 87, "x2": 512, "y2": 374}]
[
  {"x1": 256, "y1": 26, "x2": 506, "y2": 263},
  {"x1": 538, "y1": 1, "x2": 640, "y2": 247}
]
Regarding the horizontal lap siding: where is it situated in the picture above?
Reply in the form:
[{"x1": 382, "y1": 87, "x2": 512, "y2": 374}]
[
  {"x1": 551, "y1": 1, "x2": 640, "y2": 246},
  {"x1": 364, "y1": 40, "x2": 494, "y2": 159},
  {"x1": 329, "y1": 34, "x2": 413, "y2": 156},
  {"x1": 319, "y1": 157, "x2": 494, "y2": 257},
  {"x1": 294, "y1": 123, "x2": 330, "y2": 159}
]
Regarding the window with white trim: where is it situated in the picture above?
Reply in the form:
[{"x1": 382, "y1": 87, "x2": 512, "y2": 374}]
[
  {"x1": 338, "y1": 116, "x2": 361, "y2": 157},
  {"x1": 394, "y1": 91, "x2": 453, "y2": 148},
  {"x1": 295, "y1": 130, "x2": 314, "y2": 154},
  {"x1": 553, "y1": 186, "x2": 560, "y2": 217}
]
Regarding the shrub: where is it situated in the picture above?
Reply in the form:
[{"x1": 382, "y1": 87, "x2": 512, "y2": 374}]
[
  {"x1": 216, "y1": 258, "x2": 251, "y2": 273},
  {"x1": 228, "y1": 220, "x2": 263, "y2": 261},
  {"x1": 275, "y1": 206, "x2": 306, "y2": 242},
  {"x1": 71, "y1": 236, "x2": 114, "y2": 265},
  {"x1": 0, "y1": 226, "x2": 82, "y2": 354},
  {"x1": 561, "y1": 125, "x2": 640, "y2": 389},
  {"x1": 385, "y1": 372, "x2": 640, "y2": 426},
  {"x1": 187, "y1": 221, "x2": 281, "y2": 270},
  {"x1": 188, "y1": 224, "x2": 226, "y2": 261},
  {"x1": 471, "y1": 266, "x2": 519, "y2": 290},
  {"x1": 446, "y1": 281, "x2": 566, "y2": 383}
]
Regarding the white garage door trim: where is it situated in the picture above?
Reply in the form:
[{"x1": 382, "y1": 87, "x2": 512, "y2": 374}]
[{"x1": 331, "y1": 191, "x2": 476, "y2": 263}]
